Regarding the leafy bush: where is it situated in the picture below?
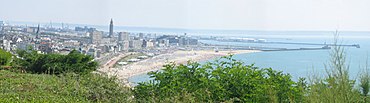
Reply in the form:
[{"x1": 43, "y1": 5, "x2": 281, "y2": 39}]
[
  {"x1": 14, "y1": 49, "x2": 97, "y2": 74},
  {"x1": 134, "y1": 55, "x2": 305, "y2": 102}
]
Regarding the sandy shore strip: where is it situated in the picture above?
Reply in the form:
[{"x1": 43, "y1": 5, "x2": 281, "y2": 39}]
[{"x1": 97, "y1": 50, "x2": 260, "y2": 86}]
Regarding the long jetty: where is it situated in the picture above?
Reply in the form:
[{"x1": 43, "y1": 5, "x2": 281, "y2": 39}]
[
  {"x1": 202, "y1": 44, "x2": 332, "y2": 52},
  {"x1": 214, "y1": 40, "x2": 361, "y2": 48},
  {"x1": 260, "y1": 47, "x2": 331, "y2": 52},
  {"x1": 259, "y1": 42, "x2": 360, "y2": 48}
]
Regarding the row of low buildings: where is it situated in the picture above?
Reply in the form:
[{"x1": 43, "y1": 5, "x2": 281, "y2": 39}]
[{"x1": 89, "y1": 30, "x2": 199, "y2": 52}]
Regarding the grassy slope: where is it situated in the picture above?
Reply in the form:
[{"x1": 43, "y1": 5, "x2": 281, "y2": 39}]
[{"x1": 0, "y1": 70, "x2": 132, "y2": 102}]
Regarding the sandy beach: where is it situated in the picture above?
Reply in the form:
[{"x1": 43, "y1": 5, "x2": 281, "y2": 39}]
[{"x1": 97, "y1": 50, "x2": 259, "y2": 86}]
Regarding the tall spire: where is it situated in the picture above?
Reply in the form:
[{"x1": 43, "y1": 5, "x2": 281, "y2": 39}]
[
  {"x1": 36, "y1": 24, "x2": 40, "y2": 39},
  {"x1": 36, "y1": 24, "x2": 40, "y2": 34},
  {"x1": 109, "y1": 18, "x2": 113, "y2": 38}
]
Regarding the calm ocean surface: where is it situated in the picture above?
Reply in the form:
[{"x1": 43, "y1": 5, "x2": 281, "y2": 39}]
[{"x1": 129, "y1": 31, "x2": 370, "y2": 84}]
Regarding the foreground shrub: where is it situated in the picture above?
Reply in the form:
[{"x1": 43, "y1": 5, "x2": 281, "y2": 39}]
[
  {"x1": 305, "y1": 35, "x2": 364, "y2": 102},
  {"x1": 0, "y1": 70, "x2": 132, "y2": 102},
  {"x1": 0, "y1": 48, "x2": 12, "y2": 66},
  {"x1": 134, "y1": 55, "x2": 305, "y2": 102},
  {"x1": 14, "y1": 49, "x2": 97, "y2": 74}
]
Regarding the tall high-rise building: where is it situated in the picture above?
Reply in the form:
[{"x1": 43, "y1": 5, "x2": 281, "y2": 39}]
[
  {"x1": 139, "y1": 33, "x2": 144, "y2": 39},
  {"x1": 129, "y1": 40, "x2": 143, "y2": 49},
  {"x1": 36, "y1": 24, "x2": 40, "y2": 39},
  {"x1": 90, "y1": 31, "x2": 103, "y2": 44},
  {"x1": 36, "y1": 24, "x2": 40, "y2": 34},
  {"x1": 118, "y1": 32, "x2": 129, "y2": 41},
  {"x1": 109, "y1": 19, "x2": 113, "y2": 38}
]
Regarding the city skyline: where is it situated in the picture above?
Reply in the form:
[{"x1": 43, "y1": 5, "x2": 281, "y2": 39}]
[{"x1": 1, "y1": 0, "x2": 370, "y2": 31}]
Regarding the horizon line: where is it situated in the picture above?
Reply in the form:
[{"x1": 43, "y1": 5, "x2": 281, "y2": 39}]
[{"x1": 3, "y1": 20, "x2": 370, "y2": 33}]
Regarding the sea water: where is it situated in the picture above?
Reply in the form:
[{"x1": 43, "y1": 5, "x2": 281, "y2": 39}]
[{"x1": 129, "y1": 31, "x2": 370, "y2": 85}]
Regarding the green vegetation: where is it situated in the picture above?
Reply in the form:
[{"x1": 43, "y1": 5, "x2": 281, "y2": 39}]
[
  {"x1": 134, "y1": 56, "x2": 305, "y2": 102},
  {"x1": 0, "y1": 48, "x2": 12, "y2": 67},
  {"x1": 1, "y1": 48, "x2": 131, "y2": 102},
  {"x1": 13, "y1": 49, "x2": 97, "y2": 74},
  {"x1": 0, "y1": 70, "x2": 132, "y2": 102},
  {"x1": 359, "y1": 59, "x2": 370, "y2": 102}
]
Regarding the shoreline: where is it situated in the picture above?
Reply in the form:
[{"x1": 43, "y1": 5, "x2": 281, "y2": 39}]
[
  {"x1": 127, "y1": 50, "x2": 261, "y2": 77},
  {"x1": 97, "y1": 50, "x2": 260, "y2": 86}
]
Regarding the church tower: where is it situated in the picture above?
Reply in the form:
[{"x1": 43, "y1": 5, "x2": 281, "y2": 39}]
[{"x1": 109, "y1": 19, "x2": 113, "y2": 38}]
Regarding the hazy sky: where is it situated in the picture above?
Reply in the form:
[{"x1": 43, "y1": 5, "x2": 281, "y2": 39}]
[{"x1": 1, "y1": 0, "x2": 370, "y2": 31}]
